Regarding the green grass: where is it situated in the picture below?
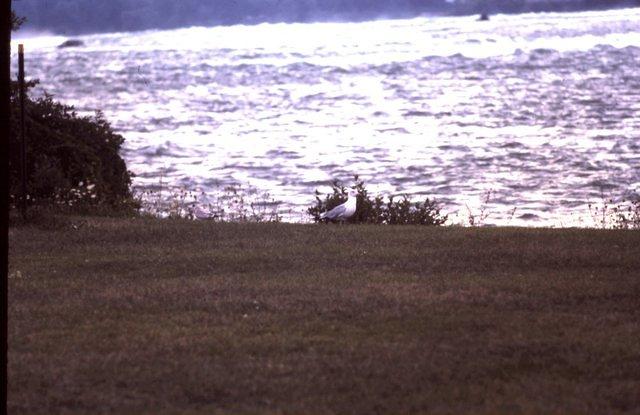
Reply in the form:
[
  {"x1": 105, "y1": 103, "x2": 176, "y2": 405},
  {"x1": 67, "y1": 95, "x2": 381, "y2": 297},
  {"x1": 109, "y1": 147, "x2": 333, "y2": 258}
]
[{"x1": 8, "y1": 217, "x2": 640, "y2": 414}]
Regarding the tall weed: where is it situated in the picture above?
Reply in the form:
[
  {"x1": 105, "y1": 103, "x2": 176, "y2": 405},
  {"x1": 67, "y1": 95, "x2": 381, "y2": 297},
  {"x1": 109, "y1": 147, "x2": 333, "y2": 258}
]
[
  {"x1": 137, "y1": 184, "x2": 282, "y2": 222},
  {"x1": 589, "y1": 192, "x2": 640, "y2": 230}
]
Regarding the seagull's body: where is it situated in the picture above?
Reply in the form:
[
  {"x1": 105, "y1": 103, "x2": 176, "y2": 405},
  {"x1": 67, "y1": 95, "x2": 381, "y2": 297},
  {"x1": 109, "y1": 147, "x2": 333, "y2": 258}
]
[{"x1": 321, "y1": 191, "x2": 357, "y2": 222}]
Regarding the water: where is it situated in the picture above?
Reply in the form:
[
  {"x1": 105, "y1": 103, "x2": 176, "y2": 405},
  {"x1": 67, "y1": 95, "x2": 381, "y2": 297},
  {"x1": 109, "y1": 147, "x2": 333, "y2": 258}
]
[{"x1": 12, "y1": 8, "x2": 640, "y2": 225}]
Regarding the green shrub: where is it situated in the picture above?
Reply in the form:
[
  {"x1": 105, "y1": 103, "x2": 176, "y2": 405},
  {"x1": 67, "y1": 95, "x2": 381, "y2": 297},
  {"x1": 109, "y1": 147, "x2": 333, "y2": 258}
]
[
  {"x1": 308, "y1": 175, "x2": 448, "y2": 225},
  {"x1": 9, "y1": 81, "x2": 137, "y2": 214}
]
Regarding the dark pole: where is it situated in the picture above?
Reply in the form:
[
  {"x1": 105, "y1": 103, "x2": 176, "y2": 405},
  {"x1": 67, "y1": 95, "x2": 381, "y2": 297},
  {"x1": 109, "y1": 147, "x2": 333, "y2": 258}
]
[
  {"x1": 1, "y1": 3, "x2": 12, "y2": 415},
  {"x1": 18, "y1": 44, "x2": 25, "y2": 220}
]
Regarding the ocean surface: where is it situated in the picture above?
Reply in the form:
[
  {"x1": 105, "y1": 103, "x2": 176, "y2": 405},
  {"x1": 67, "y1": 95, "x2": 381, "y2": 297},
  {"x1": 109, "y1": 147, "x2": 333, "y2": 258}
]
[{"x1": 11, "y1": 8, "x2": 640, "y2": 225}]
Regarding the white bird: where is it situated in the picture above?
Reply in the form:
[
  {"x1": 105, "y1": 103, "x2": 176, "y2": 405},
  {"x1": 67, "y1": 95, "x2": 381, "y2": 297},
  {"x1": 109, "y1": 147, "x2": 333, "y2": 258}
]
[{"x1": 320, "y1": 190, "x2": 357, "y2": 222}]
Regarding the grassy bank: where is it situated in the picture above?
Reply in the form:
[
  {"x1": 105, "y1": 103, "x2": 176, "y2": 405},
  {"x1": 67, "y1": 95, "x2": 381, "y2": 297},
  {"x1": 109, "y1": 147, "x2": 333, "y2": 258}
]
[{"x1": 8, "y1": 217, "x2": 640, "y2": 414}]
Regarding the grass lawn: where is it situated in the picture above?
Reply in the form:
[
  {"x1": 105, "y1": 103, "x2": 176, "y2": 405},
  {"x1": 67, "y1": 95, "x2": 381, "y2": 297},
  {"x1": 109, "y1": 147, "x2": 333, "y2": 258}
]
[{"x1": 7, "y1": 217, "x2": 640, "y2": 414}]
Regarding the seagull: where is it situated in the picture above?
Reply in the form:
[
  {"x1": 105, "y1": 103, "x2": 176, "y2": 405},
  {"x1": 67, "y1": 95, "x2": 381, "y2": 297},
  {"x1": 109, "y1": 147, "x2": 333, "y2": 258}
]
[{"x1": 320, "y1": 189, "x2": 357, "y2": 222}]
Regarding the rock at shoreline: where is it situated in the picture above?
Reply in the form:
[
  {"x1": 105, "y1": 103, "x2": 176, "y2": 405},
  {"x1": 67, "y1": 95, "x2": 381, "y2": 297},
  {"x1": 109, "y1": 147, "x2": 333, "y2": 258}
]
[{"x1": 58, "y1": 39, "x2": 84, "y2": 48}]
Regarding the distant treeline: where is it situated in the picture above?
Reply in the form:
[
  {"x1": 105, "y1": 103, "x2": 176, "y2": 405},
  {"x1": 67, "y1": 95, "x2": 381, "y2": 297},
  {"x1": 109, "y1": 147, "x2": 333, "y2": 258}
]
[{"x1": 13, "y1": 0, "x2": 640, "y2": 34}]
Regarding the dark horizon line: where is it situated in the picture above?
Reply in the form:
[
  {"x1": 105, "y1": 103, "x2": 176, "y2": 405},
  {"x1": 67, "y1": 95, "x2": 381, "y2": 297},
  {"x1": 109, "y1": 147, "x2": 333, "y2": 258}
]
[{"x1": 13, "y1": 0, "x2": 640, "y2": 37}]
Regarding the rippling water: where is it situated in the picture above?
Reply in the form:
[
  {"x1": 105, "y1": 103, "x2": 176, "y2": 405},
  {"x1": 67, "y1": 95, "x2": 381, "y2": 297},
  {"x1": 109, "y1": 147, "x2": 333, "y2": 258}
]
[{"x1": 12, "y1": 8, "x2": 640, "y2": 225}]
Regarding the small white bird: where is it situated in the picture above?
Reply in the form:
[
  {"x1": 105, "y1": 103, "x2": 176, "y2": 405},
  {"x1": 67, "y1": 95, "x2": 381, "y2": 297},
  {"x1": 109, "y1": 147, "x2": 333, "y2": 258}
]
[{"x1": 320, "y1": 189, "x2": 357, "y2": 222}]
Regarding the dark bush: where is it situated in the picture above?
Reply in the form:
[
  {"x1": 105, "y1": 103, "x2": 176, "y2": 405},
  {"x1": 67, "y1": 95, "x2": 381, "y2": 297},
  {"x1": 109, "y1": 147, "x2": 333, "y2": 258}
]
[
  {"x1": 9, "y1": 81, "x2": 137, "y2": 213},
  {"x1": 308, "y1": 175, "x2": 448, "y2": 225}
]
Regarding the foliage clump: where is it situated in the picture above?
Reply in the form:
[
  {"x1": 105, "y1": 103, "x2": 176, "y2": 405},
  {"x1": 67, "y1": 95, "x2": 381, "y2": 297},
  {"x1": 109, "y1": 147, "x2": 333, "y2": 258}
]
[
  {"x1": 9, "y1": 80, "x2": 137, "y2": 214},
  {"x1": 616, "y1": 198, "x2": 640, "y2": 230},
  {"x1": 11, "y1": 11, "x2": 26, "y2": 31},
  {"x1": 139, "y1": 185, "x2": 282, "y2": 222},
  {"x1": 589, "y1": 193, "x2": 640, "y2": 230},
  {"x1": 308, "y1": 175, "x2": 447, "y2": 225}
]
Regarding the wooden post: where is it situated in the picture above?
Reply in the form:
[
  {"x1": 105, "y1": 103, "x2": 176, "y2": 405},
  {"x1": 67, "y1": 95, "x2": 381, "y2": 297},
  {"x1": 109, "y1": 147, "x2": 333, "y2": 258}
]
[
  {"x1": 1, "y1": 2, "x2": 13, "y2": 413},
  {"x1": 18, "y1": 43, "x2": 26, "y2": 219}
]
